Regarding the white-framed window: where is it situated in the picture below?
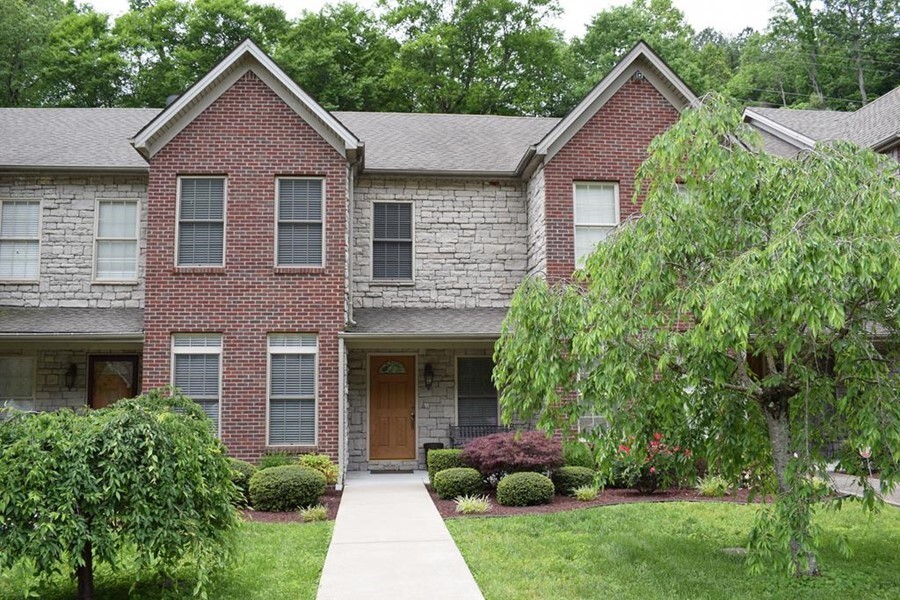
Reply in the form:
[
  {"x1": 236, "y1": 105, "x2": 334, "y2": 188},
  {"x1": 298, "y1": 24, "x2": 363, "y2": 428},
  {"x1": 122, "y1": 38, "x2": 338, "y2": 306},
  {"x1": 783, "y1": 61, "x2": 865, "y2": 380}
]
[
  {"x1": 574, "y1": 182, "x2": 619, "y2": 265},
  {"x1": 372, "y1": 202, "x2": 413, "y2": 280},
  {"x1": 177, "y1": 177, "x2": 225, "y2": 266},
  {"x1": 276, "y1": 178, "x2": 324, "y2": 267},
  {"x1": 268, "y1": 334, "x2": 317, "y2": 446},
  {"x1": 171, "y1": 334, "x2": 222, "y2": 435},
  {"x1": 94, "y1": 199, "x2": 139, "y2": 281},
  {"x1": 0, "y1": 200, "x2": 40, "y2": 280},
  {"x1": 457, "y1": 357, "x2": 498, "y2": 426},
  {"x1": 0, "y1": 356, "x2": 35, "y2": 414}
]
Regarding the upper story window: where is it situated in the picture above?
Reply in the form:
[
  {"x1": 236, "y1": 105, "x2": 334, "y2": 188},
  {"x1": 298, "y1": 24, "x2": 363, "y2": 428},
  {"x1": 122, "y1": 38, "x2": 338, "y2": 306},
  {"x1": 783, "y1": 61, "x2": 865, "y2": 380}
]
[
  {"x1": 574, "y1": 182, "x2": 619, "y2": 265},
  {"x1": 457, "y1": 357, "x2": 498, "y2": 427},
  {"x1": 268, "y1": 334, "x2": 317, "y2": 446},
  {"x1": 177, "y1": 177, "x2": 225, "y2": 267},
  {"x1": 0, "y1": 200, "x2": 40, "y2": 280},
  {"x1": 94, "y1": 200, "x2": 139, "y2": 281},
  {"x1": 0, "y1": 356, "x2": 35, "y2": 414},
  {"x1": 276, "y1": 178, "x2": 324, "y2": 267},
  {"x1": 172, "y1": 334, "x2": 222, "y2": 435},
  {"x1": 372, "y1": 202, "x2": 413, "y2": 280}
]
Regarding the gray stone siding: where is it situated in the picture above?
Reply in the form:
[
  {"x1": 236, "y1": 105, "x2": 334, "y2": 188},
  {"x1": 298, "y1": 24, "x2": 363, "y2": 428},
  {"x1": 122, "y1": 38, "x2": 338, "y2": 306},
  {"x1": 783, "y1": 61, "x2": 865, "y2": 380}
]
[
  {"x1": 351, "y1": 177, "x2": 528, "y2": 309},
  {"x1": 526, "y1": 166, "x2": 547, "y2": 276},
  {"x1": 0, "y1": 174, "x2": 147, "y2": 308}
]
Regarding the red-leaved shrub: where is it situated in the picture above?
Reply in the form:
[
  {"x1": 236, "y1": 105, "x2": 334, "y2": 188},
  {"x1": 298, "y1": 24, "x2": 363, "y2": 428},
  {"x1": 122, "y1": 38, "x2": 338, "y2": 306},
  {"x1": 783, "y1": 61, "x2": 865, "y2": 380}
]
[{"x1": 462, "y1": 431, "x2": 563, "y2": 478}]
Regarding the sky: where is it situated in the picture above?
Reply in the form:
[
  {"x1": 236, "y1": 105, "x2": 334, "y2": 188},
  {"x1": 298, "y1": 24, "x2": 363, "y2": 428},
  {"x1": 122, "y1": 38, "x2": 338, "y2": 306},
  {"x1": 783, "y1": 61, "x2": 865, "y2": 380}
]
[{"x1": 85, "y1": 0, "x2": 777, "y2": 38}]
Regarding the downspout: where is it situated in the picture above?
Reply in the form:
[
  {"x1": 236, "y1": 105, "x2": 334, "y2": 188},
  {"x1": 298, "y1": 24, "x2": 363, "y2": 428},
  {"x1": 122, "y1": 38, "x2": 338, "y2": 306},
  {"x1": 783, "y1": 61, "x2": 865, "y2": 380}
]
[{"x1": 337, "y1": 335, "x2": 347, "y2": 489}]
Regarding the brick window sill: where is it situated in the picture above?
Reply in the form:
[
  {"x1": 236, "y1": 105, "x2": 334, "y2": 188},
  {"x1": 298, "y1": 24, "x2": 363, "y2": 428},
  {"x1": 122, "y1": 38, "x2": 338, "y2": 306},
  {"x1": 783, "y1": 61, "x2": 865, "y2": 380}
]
[{"x1": 171, "y1": 267, "x2": 226, "y2": 275}]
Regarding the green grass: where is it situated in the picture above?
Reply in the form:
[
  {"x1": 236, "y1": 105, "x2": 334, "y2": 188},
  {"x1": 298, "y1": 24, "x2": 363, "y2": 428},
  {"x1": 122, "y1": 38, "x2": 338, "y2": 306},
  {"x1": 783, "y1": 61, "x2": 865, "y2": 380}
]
[
  {"x1": 447, "y1": 502, "x2": 900, "y2": 600},
  {"x1": 0, "y1": 521, "x2": 332, "y2": 600}
]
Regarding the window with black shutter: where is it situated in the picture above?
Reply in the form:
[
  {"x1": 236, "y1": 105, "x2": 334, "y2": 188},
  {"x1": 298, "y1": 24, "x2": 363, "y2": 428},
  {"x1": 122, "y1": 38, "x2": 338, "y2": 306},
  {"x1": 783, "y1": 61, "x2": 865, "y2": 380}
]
[
  {"x1": 372, "y1": 202, "x2": 412, "y2": 280},
  {"x1": 457, "y1": 357, "x2": 498, "y2": 426}
]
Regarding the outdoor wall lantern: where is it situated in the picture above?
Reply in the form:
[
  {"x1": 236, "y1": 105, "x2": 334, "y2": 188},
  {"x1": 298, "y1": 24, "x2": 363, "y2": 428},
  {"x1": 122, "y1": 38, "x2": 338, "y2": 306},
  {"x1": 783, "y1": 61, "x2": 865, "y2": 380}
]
[
  {"x1": 65, "y1": 363, "x2": 78, "y2": 390},
  {"x1": 424, "y1": 363, "x2": 434, "y2": 390}
]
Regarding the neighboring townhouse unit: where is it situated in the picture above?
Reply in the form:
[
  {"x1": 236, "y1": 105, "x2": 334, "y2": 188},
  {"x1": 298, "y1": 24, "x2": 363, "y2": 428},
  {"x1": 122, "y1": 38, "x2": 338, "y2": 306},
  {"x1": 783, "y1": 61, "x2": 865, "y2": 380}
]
[{"x1": 2, "y1": 39, "x2": 897, "y2": 482}]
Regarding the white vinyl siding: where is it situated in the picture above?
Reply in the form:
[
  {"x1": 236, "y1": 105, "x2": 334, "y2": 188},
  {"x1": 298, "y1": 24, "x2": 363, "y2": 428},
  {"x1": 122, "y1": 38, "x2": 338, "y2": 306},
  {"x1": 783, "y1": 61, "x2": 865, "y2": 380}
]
[
  {"x1": 277, "y1": 178, "x2": 324, "y2": 266},
  {"x1": 172, "y1": 334, "x2": 222, "y2": 435},
  {"x1": 0, "y1": 200, "x2": 40, "y2": 280},
  {"x1": 177, "y1": 178, "x2": 225, "y2": 266},
  {"x1": 372, "y1": 202, "x2": 413, "y2": 280},
  {"x1": 574, "y1": 182, "x2": 619, "y2": 265},
  {"x1": 94, "y1": 200, "x2": 139, "y2": 281},
  {"x1": 0, "y1": 356, "x2": 35, "y2": 413},
  {"x1": 268, "y1": 334, "x2": 317, "y2": 446},
  {"x1": 457, "y1": 357, "x2": 499, "y2": 426}
]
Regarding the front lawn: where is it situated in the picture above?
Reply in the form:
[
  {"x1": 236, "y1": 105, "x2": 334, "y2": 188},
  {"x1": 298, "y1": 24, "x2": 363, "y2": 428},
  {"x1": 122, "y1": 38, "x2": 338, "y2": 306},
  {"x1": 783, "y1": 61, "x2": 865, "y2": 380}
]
[
  {"x1": 447, "y1": 501, "x2": 900, "y2": 600},
  {"x1": 0, "y1": 522, "x2": 332, "y2": 600}
]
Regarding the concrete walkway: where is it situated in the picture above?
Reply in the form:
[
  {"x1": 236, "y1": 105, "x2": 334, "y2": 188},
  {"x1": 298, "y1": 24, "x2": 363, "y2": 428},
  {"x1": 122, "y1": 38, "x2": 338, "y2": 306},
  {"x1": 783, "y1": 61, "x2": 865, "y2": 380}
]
[
  {"x1": 317, "y1": 471, "x2": 484, "y2": 600},
  {"x1": 829, "y1": 471, "x2": 900, "y2": 507}
]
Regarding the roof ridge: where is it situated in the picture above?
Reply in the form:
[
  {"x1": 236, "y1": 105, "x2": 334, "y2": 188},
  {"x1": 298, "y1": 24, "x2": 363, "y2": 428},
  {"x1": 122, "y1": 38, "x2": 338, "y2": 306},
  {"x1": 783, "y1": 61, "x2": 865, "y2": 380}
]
[{"x1": 333, "y1": 110, "x2": 559, "y2": 121}]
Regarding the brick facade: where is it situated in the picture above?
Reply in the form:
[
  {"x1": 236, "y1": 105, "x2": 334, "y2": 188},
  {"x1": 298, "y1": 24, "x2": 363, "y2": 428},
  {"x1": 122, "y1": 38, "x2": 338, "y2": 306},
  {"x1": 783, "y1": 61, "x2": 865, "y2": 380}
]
[{"x1": 141, "y1": 71, "x2": 348, "y2": 462}]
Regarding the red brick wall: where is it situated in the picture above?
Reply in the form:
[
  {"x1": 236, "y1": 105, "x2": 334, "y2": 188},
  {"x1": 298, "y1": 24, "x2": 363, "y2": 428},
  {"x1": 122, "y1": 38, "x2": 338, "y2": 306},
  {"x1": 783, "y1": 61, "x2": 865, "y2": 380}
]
[
  {"x1": 142, "y1": 71, "x2": 347, "y2": 462},
  {"x1": 544, "y1": 78, "x2": 680, "y2": 280}
]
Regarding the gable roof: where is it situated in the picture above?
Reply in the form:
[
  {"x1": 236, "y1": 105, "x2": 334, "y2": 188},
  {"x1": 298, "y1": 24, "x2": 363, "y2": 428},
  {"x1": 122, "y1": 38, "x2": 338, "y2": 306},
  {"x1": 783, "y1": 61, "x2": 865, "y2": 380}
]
[
  {"x1": 131, "y1": 39, "x2": 361, "y2": 160},
  {"x1": 0, "y1": 108, "x2": 159, "y2": 171}
]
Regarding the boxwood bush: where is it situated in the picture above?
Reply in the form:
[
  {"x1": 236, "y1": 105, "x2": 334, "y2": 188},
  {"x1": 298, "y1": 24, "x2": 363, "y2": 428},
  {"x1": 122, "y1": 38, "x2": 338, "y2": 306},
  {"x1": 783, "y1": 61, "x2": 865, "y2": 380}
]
[
  {"x1": 258, "y1": 451, "x2": 295, "y2": 470},
  {"x1": 249, "y1": 465, "x2": 326, "y2": 511},
  {"x1": 427, "y1": 448, "x2": 464, "y2": 481},
  {"x1": 432, "y1": 467, "x2": 484, "y2": 500},
  {"x1": 462, "y1": 431, "x2": 563, "y2": 478},
  {"x1": 551, "y1": 466, "x2": 596, "y2": 495},
  {"x1": 229, "y1": 458, "x2": 258, "y2": 506},
  {"x1": 496, "y1": 472, "x2": 555, "y2": 506}
]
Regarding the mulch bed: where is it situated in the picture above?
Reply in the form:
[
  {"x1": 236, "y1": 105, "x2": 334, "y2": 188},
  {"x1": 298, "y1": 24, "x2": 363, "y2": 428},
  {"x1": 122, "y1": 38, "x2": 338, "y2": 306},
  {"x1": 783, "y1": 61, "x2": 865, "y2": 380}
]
[
  {"x1": 241, "y1": 487, "x2": 342, "y2": 523},
  {"x1": 429, "y1": 485, "x2": 760, "y2": 519}
]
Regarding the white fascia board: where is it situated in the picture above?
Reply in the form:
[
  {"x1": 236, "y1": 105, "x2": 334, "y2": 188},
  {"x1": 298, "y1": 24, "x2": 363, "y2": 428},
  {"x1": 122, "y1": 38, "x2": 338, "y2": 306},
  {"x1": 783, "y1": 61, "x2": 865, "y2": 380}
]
[{"x1": 742, "y1": 109, "x2": 817, "y2": 149}]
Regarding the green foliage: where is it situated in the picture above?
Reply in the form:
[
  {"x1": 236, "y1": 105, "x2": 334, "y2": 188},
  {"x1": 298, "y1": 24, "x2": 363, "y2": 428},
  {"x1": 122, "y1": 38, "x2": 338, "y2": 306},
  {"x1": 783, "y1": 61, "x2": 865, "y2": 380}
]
[
  {"x1": 249, "y1": 465, "x2": 326, "y2": 512},
  {"x1": 496, "y1": 472, "x2": 555, "y2": 506},
  {"x1": 563, "y1": 441, "x2": 597, "y2": 468},
  {"x1": 427, "y1": 448, "x2": 464, "y2": 481},
  {"x1": 229, "y1": 458, "x2": 258, "y2": 506},
  {"x1": 454, "y1": 494, "x2": 493, "y2": 514},
  {"x1": 616, "y1": 434, "x2": 695, "y2": 494},
  {"x1": 0, "y1": 387, "x2": 238, "y2": 598},
  {"x1": 258, "y1": 451, "x2": 296, "y2": 470},
  {"x1": 572, "y1": 485, "x2": 599, "y2": 501},
  {"x1": 299, "y1": 504, "x2": 328, "y2": 522},
  {"x1": 432, "y1": 467, "x2": 484, "y2": 500},
  {"x1": 551, "y1": 466, "x2": 596, "y2": 495},
  {"x1": 297, "y1": 453, "x2": 338, "y2": 485},
  {"x1": 696, "y1": 475, "x2": 730, "y2": 498}
]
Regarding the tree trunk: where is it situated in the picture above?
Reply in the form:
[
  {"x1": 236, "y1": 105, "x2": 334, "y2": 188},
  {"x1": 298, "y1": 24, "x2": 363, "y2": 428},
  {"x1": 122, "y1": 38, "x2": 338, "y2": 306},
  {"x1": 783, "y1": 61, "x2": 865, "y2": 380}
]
[{"x1": 76, "y1": 541, "x2": 94, "y2": 600}]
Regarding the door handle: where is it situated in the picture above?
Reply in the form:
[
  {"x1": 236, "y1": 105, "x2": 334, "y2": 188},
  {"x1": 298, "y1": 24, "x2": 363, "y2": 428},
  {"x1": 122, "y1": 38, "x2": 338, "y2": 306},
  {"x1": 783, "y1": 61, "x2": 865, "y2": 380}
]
[{"x1": 410, "y1": 411, "x2": 415, "y2": 424}]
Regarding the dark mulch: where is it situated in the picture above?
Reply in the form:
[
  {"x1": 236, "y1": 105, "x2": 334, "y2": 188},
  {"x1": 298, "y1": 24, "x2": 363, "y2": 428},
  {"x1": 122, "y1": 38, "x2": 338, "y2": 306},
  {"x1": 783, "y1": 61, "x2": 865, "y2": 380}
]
[
  {"x1": 429, "y1": 485, "x2": 761, "y2": 519},
  {"x1": 241, "y1": 487, "x2": 342, "y2": 523}
]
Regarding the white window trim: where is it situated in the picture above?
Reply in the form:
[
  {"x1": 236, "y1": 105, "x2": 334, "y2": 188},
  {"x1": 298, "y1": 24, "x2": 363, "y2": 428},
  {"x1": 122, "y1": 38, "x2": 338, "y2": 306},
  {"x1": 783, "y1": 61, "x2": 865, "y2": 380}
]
[
  {"x1": 92, "y1": 198, "x2": 141, "y2": 283},
  {"x1": 274, "y1": 177, "x2": 326, "y2": 268},
  {"x1": 170, "y1": 334, "x2": 223, "y2": 436},
  {"x1": 454, "y1": 355, "x2": 500, "y2": 427},
  {"x1": 266, "y1": 334, "x2": 319, "y2": 447},
  {"x1": 573, "y1": 182, "x2": 620, "y2": 265},
  {"x1": 0, "y1": 354, "x2": 36, "y2": 414},
  {"x1": 0, "y1": 199, "x2": 41, "y2": 283},
  {"x1": 175, "y1": 176, "x2": 228, "y2": 268},
  {"x1": 370, "y1": 200, "x2": 415, "y2": 283}
]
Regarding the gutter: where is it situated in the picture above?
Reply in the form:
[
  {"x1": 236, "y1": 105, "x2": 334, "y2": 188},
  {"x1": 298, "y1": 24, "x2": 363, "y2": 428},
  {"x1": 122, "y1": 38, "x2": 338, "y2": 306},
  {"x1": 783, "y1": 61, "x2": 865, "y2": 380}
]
[
  {"x1": 338, "y1": 332, "x2": 500, "y2": 341},
  {"x1": 872, "y1": 134, "x2": 900, "y2": 153},
  {"x1": 0, "y1": 332, "x2": 145, "y2": 342},
  {"x1": 358, "y1": 168, "x2": 521, "y2": 180},
  {"x1": 0, "y1": 166, "x2": 149, "y2": 175}
]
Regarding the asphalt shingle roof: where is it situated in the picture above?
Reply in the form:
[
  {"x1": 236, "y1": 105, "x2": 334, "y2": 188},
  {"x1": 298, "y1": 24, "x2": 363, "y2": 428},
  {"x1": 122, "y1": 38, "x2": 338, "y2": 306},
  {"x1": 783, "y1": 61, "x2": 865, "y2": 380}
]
[
  {"x1": 349, "y1": 308, "x2": 507, "y2": 336},
  {"x1": 0, "y1": 307, "x2": 144, "y2": 336}
]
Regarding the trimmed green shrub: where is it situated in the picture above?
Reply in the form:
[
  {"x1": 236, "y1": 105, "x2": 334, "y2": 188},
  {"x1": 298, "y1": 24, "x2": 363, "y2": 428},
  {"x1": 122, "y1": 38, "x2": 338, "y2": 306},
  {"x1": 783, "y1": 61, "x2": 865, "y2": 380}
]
[
  {"x1": 249, "y1": 465, "x2": 326, "y2": 511},
  {"x1": 259, "y1": 451, "x2": 295, "y2": 470},
  {"x1": 229, "y1": 458, "x2": 258, "y2": 506},
  {"x1": 298, "y1": 453, "x2": 338, "y2": 485},
  {"x1": 496, "y1": 472, "x2": 555, "y2": 506},
  {"x1": 552, "y1": 466, "x2": 596, "y2": 495},
  {"x1": 432, "y1": 467, "x2": 484, "y2": 500},
  {"x1": 427, "y1": 448, "x2": 464, "y2": 481},
  {"x1": 564, "y1": 442, "x2": 596, "y2": 469}
]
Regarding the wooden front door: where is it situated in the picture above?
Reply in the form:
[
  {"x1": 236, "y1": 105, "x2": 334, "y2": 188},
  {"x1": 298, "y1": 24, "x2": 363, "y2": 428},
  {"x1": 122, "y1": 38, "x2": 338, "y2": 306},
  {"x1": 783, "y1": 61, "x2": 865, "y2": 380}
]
[
  {"x1": 88, "y1": 355, "x2": 139, "y2": 409},
  {"x1": 369, "y1": 355, "x2": 416, "y2": 460}
]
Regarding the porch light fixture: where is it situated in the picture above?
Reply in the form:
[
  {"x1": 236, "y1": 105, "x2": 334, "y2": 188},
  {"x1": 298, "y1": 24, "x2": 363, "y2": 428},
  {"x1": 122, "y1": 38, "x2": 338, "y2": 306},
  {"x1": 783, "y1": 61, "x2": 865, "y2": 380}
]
[
  {"x1": 65, "y1": 363, "x2": 78, "y2": 391},
  {"x1": 424, "y1": 363, "x2": 434, "y2": 390}
]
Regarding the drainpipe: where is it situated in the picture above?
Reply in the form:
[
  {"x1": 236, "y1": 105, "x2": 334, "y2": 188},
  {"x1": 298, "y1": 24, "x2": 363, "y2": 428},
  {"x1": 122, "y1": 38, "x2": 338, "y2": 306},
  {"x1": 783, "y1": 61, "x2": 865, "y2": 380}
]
[{"x1": 337, "y1": 335, "x2": 347, "y2": 490}]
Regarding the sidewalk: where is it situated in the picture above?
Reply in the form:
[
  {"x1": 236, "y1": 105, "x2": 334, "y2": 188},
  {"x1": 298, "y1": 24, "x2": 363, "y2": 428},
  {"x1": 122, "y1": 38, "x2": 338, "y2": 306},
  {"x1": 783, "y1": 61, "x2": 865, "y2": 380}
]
[
  {"x1": 829, "y1": 471, "x2": 900, "y2": 507},
  {"x1": 317, "y1": 471, "x2": 484, "y2": 600}
]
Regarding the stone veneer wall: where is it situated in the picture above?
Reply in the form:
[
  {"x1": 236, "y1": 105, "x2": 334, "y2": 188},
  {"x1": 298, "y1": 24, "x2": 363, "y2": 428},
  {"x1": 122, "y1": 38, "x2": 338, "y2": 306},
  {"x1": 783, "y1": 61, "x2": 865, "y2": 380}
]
[
  {"x1": 351, "y1": 177, "x2": 528, "y2": 309},
  {"x1": 525, "y1": 166, "x2": 546, "y2": 276},
  {"x1": 0, "y1": 174, "x2": 147, "y2": 308}
]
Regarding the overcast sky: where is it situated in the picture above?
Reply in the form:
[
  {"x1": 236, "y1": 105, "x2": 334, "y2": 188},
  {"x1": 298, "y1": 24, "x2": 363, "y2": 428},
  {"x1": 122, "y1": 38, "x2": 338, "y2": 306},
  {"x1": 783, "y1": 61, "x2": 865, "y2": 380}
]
[{"x1": 85, "y1": 0, "x2": 776, "y2": 38}]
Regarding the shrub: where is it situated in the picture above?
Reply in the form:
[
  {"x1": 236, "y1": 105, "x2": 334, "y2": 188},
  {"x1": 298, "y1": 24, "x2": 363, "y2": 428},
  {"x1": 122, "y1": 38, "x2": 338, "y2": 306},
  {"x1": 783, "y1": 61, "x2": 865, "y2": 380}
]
[
  {"x1": 696, "y1": 475, "x2": 730, "y2": 497},
  {"x1": 427, "y1": 448, "x2": 464, "y2": 481},
  {"x1": 298, "y1": 453, "x2": 338, "y2": 485},
  {"x1": 454, "y1": 495, "x2": 492, "y2": 514},
  {"x1": 462, "y1": 431, "x2": 563, "y2": 478},
  {"x1": 229, "y1": 458, "x2": 258, "y2": 506},
  {"x1": 249, "y1": 465, "x2": 326, "y2": 511},
  {"x1": 617, "y1": 433, "x2": 694, "y2": 493},
  {"x1": 432, "y1": 467, "x2": 484, "y2": 500},
  {"x1": 552, "y1": 466, "x2": 596, "y2": 495},
  {"x1": 564, "y1": 442, "x2": 596, "y2": 469},
  {"x1": 259, "y1": 451, "x2": 295, "y2": 470},
  {"x1": 300, "y1": 504, "x2": 328, "y2": 522},
  {"x1": 496, "y1": 472, "x2": 555, "y2": 506},
  {"x1": 573, "y1": 485, "x2": 599, "y2": 501}
]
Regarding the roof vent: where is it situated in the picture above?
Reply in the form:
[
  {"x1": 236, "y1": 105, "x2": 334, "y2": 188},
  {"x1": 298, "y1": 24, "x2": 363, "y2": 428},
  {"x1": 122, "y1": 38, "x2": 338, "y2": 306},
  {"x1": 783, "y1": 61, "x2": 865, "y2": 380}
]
[
  {"x1": 165, "y1": 94, "x2": 180, "y2": 107},
  {"x1": 632, "y1": 70, "x2": 645, "y2": 82}
]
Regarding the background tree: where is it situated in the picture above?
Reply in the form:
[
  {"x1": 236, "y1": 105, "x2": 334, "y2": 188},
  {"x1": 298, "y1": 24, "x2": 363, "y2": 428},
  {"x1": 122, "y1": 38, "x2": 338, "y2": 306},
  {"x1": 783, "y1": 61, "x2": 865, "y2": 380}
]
[{"x1": 493, "y1": 95, "x2": 899, "y2": 576}]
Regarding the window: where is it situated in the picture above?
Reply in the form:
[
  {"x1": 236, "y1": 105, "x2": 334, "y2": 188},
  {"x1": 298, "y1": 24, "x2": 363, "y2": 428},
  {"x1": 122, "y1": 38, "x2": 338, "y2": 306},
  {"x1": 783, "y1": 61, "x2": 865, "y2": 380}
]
[
  {"x1": 574, "y1": 183, "x2": 618, "y2": 265},
  {"x1": 172, "y1": 334, "x2": 222, "y2": 434},
  {"x1": 178, "y1": 177, "x2": 225, "y2": 266},
  {"x1": 0, "y1": 356, "x2": 35, "y2": 413},
  {"x1": 0, "y1": 200, "x2": 40, "y2": 280},
  {"x1": 268, "y1": 334, "x2": 317, "y2": 446},
  {"x1": 277, "y1": 178, "x2": 324, "y2": 267},
  {"x1": 94, "y1": 200, "x2": 139, "y2": 280},
  {"x1": 457, "y1": 357, "x2": 498, "y2": 426},
  {"x1": 372, "y1": 202, "x2": 413, "y2": 280}
]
